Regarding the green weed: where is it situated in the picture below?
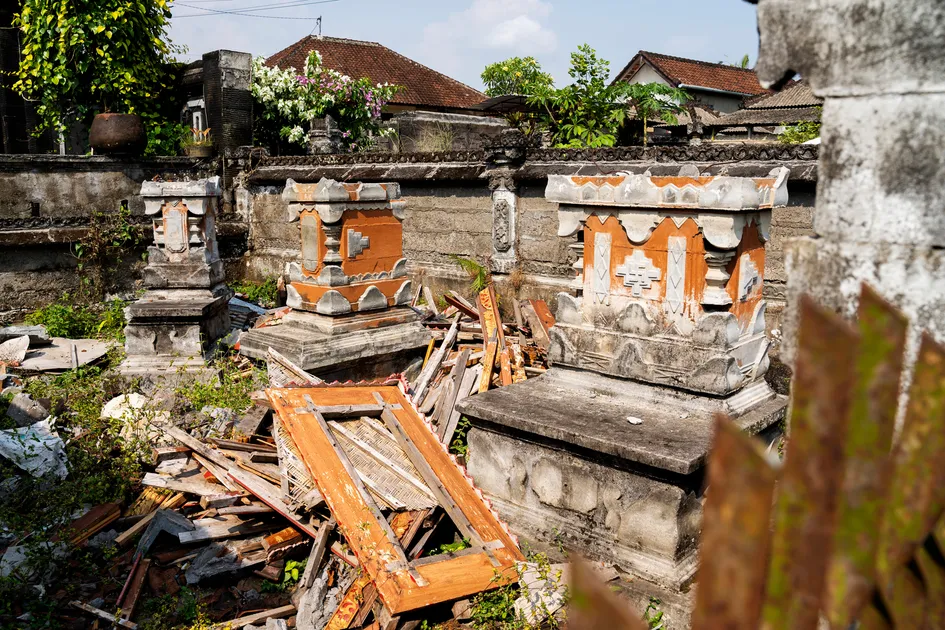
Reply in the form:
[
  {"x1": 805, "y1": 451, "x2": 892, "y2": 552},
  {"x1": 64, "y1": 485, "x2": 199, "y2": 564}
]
[
  {"x1": 231, "y1": 278, "x2": 279, "y2": 309},
  {"x1": 25, "y1": 298, "x2": 128, "y2": 341},
  {"x1": 175, "y1": 355, "x2": 267, "y2": 414}
]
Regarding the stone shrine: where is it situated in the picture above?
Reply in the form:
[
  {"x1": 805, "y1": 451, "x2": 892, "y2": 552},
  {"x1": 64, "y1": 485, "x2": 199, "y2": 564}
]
[
  {"x1": 121, "y1": 177, "x2": 230, "y2": 378},
  {"x1": 458, "y1": 166, "x2": 791, "y2": 626},
  {"x1": 239, "y1": 178, "x2": 430, "y2": 376}
]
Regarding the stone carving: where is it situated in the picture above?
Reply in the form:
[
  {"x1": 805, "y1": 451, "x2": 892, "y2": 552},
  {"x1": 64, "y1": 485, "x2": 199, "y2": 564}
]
[
  {"x1": 347, "y1": 230, "x2": 370, "y2": 258},
  {"x1": 493, "y1": 198, "x2": 512, "y2": 252},
  {"x1": 738, "y1": 254, "x2": 761, "y2": 302},
  {"x1": 616, "y1": 250, "x2": 661, "y2": 298},
  {"x1": 666, "y1": 236, "x2": 687, "y2": 320},
  {"x1": 592, "y1": 233, "x2": 612, "y2": 305},
  {"x1": 703, "y1": 250, "x2": 736, "y2": 307}
]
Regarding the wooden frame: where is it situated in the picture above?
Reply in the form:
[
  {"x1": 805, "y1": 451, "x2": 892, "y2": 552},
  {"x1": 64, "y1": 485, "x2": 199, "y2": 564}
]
[{"x1": 267, "y1": 385, "x2": 523, "y2": 614}]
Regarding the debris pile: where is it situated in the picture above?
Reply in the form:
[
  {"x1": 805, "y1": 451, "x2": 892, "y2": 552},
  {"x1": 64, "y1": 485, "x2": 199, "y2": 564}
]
[
  {"x1": 0, "y1": 286, "x2": 580, "y2": 629},
  {"x1": 408, "y1": 285, "x2": 553, "y2": 450}
]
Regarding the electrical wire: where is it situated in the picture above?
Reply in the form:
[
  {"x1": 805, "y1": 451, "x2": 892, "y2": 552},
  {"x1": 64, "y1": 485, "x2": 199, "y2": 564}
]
[{"x1": 175, "y1": 0, "x2": 341, "y2": 18}]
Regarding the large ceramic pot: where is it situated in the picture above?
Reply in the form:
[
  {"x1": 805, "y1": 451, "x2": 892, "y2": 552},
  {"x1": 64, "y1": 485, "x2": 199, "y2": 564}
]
[{"x1": 89, "y1": 113, "x2": 146, "y2": 155}]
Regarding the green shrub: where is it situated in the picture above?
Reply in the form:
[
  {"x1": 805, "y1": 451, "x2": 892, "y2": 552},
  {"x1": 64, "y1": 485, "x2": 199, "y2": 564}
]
[
  {"x1": 175, "y1": 355, "x2": 267, "y2": 414},
  {"x1": 25, "y1": 298, "x2": 128, "y2": 341}
]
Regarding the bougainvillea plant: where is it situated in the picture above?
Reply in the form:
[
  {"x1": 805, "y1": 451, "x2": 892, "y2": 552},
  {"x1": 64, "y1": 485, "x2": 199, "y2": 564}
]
[
  {"x1": 13, "y1": 0, "x2": 182, "y2": 154},
  {"x1": 252, "y1": 50, "x2": 401, "y2": 152}
]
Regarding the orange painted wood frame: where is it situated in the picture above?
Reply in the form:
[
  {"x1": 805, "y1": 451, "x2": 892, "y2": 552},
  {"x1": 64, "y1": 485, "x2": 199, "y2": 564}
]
[{"x1": 267, "y1": 386, "x2": 524, "y2": 614}]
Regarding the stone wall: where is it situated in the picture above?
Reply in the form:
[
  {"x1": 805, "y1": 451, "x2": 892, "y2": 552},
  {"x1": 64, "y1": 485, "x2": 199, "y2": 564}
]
[
  {"x1": 244, "y1": 145, "x2": 819, "y2": 337},
  {"x1": 0, "y1": 145, "x2": 819, "y2": 335},
  {"x1": 0, "y1": 156, "x2": 224, "y2": 322}
]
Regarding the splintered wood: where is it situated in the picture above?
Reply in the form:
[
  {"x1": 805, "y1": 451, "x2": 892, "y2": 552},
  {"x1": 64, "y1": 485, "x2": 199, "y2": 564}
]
[{"x1": 267, "y1": 385, "x2": 524, "y2": 614}]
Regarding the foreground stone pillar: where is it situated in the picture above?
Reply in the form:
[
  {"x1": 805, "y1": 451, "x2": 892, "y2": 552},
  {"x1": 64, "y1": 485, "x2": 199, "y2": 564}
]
[
  {"x1": 121, "y1": 177, "x2": 230, "y2": 378},
  {"x1": 239, "y1": 178, "x2": 430, "y2": 377},
  {"x1": 459, "y1": 167, "x2": 790, "y2": 626},
  {"x1": 753, "y1": 0, "x2": 945, "y2": 375}
]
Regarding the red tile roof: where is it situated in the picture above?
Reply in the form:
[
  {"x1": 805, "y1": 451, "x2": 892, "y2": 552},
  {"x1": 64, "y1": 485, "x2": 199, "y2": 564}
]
[
  {"x1": 266, "y1": 36, "x2": 486, "y2": 111},
  {"x1": 616, "y1": 51, "x2": 769, "y2": 97}
]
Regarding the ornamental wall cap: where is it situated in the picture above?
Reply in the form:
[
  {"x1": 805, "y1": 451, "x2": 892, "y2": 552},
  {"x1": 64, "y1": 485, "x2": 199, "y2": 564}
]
[
  {"x1": 140, "y1": 176, "x2": 222, "y2": 199},
  {"x1": 545, "y1": 167, "x2": 790, "y2": 211}
]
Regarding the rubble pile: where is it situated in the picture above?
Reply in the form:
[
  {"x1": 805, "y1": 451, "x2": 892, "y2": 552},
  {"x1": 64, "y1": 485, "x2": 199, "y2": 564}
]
[{"x1": 0, "y1": 286, "x2": 578, "y2": 630}]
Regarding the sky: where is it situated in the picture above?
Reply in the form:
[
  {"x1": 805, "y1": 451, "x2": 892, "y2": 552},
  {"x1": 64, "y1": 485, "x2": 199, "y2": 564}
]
[{"x1": 168, "y1": 0, "x2": 762, "y2": 91}]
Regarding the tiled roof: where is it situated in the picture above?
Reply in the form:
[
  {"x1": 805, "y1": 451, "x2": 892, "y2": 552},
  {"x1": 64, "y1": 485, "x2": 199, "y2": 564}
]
[
  {"x1": 742, "y1": 80, "x2": 822, "y2": 109},
  {"x1": 617, "y1": 51, "x2": 769, "y2": 96},
  {"x1": 717, "y1": 106, "x2": 822, "y2": 127},
  {"x1": 266, "y1": 36, "x2": 486, "y2": 111}
]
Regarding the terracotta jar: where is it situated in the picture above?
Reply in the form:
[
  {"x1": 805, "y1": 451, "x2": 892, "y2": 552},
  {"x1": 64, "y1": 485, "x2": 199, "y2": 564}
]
[{"x1": 89, "y1": 113, "x2": 146, "y2": 155}]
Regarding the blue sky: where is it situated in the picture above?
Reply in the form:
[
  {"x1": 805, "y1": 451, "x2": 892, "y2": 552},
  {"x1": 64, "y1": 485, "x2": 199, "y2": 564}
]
[{"x1": 168, "y1": 0, "x2": 761, "y2": 91}]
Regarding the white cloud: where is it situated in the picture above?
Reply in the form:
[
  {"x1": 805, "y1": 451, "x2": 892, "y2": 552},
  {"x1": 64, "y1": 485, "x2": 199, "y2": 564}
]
[{"x1": 421, "y1": 0, "x2": 558, "y2": 76}]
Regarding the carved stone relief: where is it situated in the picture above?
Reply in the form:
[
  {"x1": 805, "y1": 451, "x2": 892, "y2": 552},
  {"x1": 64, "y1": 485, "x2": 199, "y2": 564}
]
[
  {"x1": 592, "y1": 233, "x2": 612, "y2": 305},
  {"x1": 616, "y1": 250, "x2": 661, "y2": 298}
]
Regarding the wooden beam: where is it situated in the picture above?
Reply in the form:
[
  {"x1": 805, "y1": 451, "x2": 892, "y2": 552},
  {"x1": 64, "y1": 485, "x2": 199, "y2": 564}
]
[
  {"x1": 70, "y1": 601, "x2": 138, "y2": 629},
  {"x1": 413, "y1": 313, "x2": 461, "y2": 404},
  {"x1": 212, "y1": 605, "x2": 296, "y2": 629},
  {"x1": 436, "y1": 350, "x2": 469, "y2": 442}
]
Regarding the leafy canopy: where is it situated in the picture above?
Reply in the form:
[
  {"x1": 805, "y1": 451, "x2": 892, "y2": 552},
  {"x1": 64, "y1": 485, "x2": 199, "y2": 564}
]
[
  {"x1": 13, "y1": 0, "x2": 180, "y2": 147},
  {"x1": 481, "y1": 56, "x2": 554, "y2": 97},
  {"x1": 778, "y1": 117, "x2": 821, "y2": 144},
  {"x1": 626, "y1": 82, "x2": 689, "y2": 145},
  {"x1": 525, "y1": 45, "x2": 633, "y2": 148}
]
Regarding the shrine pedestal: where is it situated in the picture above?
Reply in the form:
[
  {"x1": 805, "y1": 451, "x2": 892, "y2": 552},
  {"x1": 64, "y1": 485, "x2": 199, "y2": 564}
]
[
  {"x1": 458, "y1": 368, "x2": 785, "y2": 626},
  {"x1": 459, "y1": 168, "x2": 791, "y2": 628},
  {"x1": 239, "y1": 308, "x2": 430, "y2": 379},
  {"x1": 120, "y1": 178, "x2": 230, "y2": 381},
  {"x1": 238, "y1": 178, "x2": 430, "y2": 379}
]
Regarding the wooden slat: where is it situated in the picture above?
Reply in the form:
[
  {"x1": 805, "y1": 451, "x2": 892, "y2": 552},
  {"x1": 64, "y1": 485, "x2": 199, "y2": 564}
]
[
  {"x1": 761, "y1": 296, "x2": 859, "y2": 630},
  {"x1": 441, "y1": 364, "x2": 480, "y2": 447},
  {"x1": 691, "y1": 416, "x2": 777, "y2": 630},
  {"x1": 876, "y1": 333, "x2": 945, "y2": 610},
  {"x1": 445, "y1": 293, "x2": 480, "y2": 320},
  {"x1": 498, "y1": 348, "x2": 513, "y2": 386},
  {"x1": 478, "y1": 332, "x2": 498, "y2": 393},
  {"x1": 436, "y1": 349, "x2": 469, "y2": 441},
  {"x1": 413, "y1": 314, "x2": 461, "y2": 404},
  {"x1": 825, "y1": 285, "x2": 907, "y2": 628},
  {"x1": 477, "y1": 285, "x2": 505, "y2": 349}
]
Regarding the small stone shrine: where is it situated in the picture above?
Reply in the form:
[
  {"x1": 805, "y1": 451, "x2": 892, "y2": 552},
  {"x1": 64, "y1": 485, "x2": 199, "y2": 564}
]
[
  {"x1": 121, "y1": 177, "x2": 230, "y2": 378},
  {"x1": 458, "y1": 166, "x2": 791, "y2": 625},
  {"x1": 239, "y1": 178, "x2": 430, "y2": 377}
]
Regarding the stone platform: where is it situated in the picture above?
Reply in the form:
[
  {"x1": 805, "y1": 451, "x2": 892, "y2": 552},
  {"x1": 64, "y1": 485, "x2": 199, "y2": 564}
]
[
  {"x1": 457, "y1": 367, "x2": 785, "y2": 627},
  {"x1": 120, "y1": 289, "x2": 229, "y2": 380},
  {"x1": 238, "y1": 307, "x2": 431, "y2": 378}
]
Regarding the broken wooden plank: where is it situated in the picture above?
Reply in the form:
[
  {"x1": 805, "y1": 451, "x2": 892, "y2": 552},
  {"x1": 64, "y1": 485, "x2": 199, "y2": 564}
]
[
  {"x1": 142, "y1": 472, "x2": 226, "y2": 498},
  {"x1": 520, "y1": 301, "x2": 550, "y2": 350},
  {"x1": 299, "y1": 518, "x2": 335, "y2": 590},
  {"x1": 249, "y1": 451, "x2": 279, "y2": 464},
  {"x1": 178, "y1": 515, "x2": 274, "y2": 544},
  {"x1": 116, "y1": 511, "x2": 157, "y2": 548},
  {"x1": 413, "y1": 313, "x2": 461, "y2": 404},
  {"x1": 119, "y1": 558, "x2": 151, "y2": 620},
  {"x1": 319, "y1": 403, "x2": 386, "y2": 419},
  {"x1": 65, "y1": 503, "x2": 121, "y2": 546},
  {"x1": 477, "y1": 285, "x2": 505, "y2": 350},
  {"x1": 192, "y1": 452, "x2": 241, "y2": 492},
  {"x1": 199, "y1": 493, "x2": 243, "y2": 510},
  {"x1": 442, "y1": 364, "x2": 481, "y2": 448},
  {"x1": 210, "y1": 438, "x2": 277, "y2": 453},
  {"x1": 213, "y1": 604, "x2": 296, "y2": 629},
  {"x1": 217, "y1": 504, "x2": 274, "y2": 516},
  {"x1": 436, "y1": 349, "x2": 468, "y2": 441},
  {"x1": 478, "y1": 331, "x2": 499, "y2": 393},
  {"x1": 266, "y1": 347, "x2": 322, "y2": 387},
  {"x1": 227, "y1": 466, "x2": 320, "y2": 539},
  {"x1": 509, "y1": 343, "x2": 527, "y2": 384},
  {"x1": 498, "y1": 348, "x2": 513, "y2": 386},
  {"x1": 70, "y1": 600, "x2": 138, "y2": 629},
  {"x1": 445, "y1": 292, "x2": 480, "y2": 320},
  {"x1": 422, "y1": 286, "x2": 439, "y2": 316}
]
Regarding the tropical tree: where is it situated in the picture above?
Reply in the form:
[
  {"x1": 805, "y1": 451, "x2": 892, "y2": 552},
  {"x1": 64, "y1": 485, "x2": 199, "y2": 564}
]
[
  {"x1": 481, "y1": 56, "x2": 554, "y2": 97},
  {"x1": 12, "y1": 0, "x2": 182, "y2": 154},
  {"x1": 626, "y1": 82, "x2": 689, "y2": 146},
  {"x1": 527, "y1": 44, "x2": 634, "y2": 148}
]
